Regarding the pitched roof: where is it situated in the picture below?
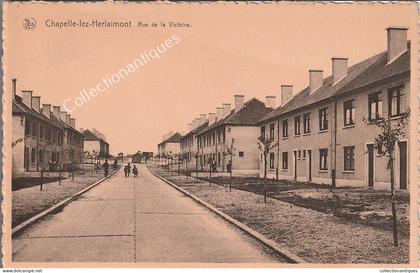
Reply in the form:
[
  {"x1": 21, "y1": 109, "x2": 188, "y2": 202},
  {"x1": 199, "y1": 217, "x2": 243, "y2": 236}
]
[
  {"x1": 259, "y1": 43, "x2": 410, "y2": 123},
  {"x1": 198, "y1": 98, "x2": 272, "y2": 135},
  {"x1": 158, "y1": 132, "x2": 182, "y2": 146},
  {"x1": 83, "y1": 129, "x2": 101, "y2": 141},
  {"x1": 180, "y1": 121, "x2": 209, "y2": 140},
  {"x1": 13, "y1": 95, "x2": 64, "y2": 130}
]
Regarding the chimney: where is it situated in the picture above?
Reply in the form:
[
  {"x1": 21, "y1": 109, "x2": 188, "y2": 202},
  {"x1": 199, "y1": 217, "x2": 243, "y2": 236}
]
[
  {"x1": 191, "y1": 118, "x2": 198, "y2": 129},
  {"x1": 31, "y1": 96, "x2": 41, "y2": 112},
  {"x1": 200, "y1": 114, "x2": 207, "y2": 125},
  {"x1": 208, "y1": 112, "x2": 216, "y2": 125},
  {"x1": 59, "y1": 111, "x2": 67, "y2": 122},
  {"x1": 234, "y1": 95, "x2": 245, "y2": 112},
  {"x1": 70, "y1": 118, "x2": 76, "y2": 128},
  {"x1": 52, "y1": 106, "x2": 61, "y2": 118},
  {"x1": 216, "y1": 107, "x2": 223, "y2": 121},
  {"x1": 12, "y1": 79, "x2": 17, "y2": 98},
  {"x1": 66, "y1": 114, "x2": 71, "y2": 124},
  {"x1": 309, "y1": 70, "x2": 323, "y2": 95},
  {"x1": 222, "y1": 103, "x2": 231, "y2": 117},
  {"x1": 21, "y1": 90, "x2": 33, "y2": 108},
  {"x1": 265, "y1": 96, "x2": 276, "y2": 108},
  {"x1": 387, "y1": 27, "x2": 408, "y2": 63},
  {"x1": 332, "y1": 58, "x2": 348, "y2": 85},
  {"x1": 281, "y1": 85, "x2": 293, "y2": 106},
  {"x1": 41, "y1": 104, "x2": 51, "y2": 119}
]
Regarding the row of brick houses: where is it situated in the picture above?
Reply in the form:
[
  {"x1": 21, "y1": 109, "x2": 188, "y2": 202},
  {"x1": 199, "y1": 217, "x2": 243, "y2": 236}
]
[
  {"x1": 12, "y1": 79, "x2": 85, "y2": 177},
  {"x1": 12, "y1": 79, "x2": 112, "y2": 178},
  {"x1": 163, "y1": 26, "x2": 410, "y2": 190}
]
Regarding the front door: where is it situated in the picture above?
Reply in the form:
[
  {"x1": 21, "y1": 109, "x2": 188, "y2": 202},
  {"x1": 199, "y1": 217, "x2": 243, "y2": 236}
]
[
  {"x1": 399, "y1": 141, "x2": 407, "y2": 190},
  {"x1": 308, "y1": 150, "x2": 312, "y2": 182},
  {"x1": 24, "y1": 147, "x2": 29, "y2": 171},
  {"x1": 367, "y1": 144, "x2": 374, "y2": 187},
  {"x1": 293, "y1": 151, "x2": 297, "y2": 180}
]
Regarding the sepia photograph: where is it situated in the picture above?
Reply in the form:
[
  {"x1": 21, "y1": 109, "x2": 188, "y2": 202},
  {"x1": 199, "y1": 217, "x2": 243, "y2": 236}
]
[{"x1": 1, "y1": 1, "x2": 419, "y2": 270}]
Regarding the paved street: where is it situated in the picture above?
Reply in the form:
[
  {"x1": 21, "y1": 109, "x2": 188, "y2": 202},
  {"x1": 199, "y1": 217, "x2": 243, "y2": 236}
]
[{"x1": 13, "y1": 165, "x2": 283, "y2": 263}]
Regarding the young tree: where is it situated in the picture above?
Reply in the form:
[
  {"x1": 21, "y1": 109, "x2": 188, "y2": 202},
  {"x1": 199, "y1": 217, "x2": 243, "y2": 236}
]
[
  {"x1": 224, "y1": 138, "x2": 236, "y2": 191},
  {"x1": 364, "y1": 110, "x2": 409, "y2": 247},
  {"x1": 258, "y1": 135, "x2": 278, "y2": 203}
]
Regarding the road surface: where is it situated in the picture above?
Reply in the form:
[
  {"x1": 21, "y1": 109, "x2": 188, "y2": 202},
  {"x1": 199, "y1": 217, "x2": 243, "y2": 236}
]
[{"x1": 13, "y1": 165, "x2": 284, "y2": 263}]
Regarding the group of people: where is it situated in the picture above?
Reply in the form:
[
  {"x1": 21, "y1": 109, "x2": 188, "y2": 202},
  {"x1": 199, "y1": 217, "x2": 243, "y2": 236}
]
[{"x1": 124, "y1": 163, "x2": 138, "y2": 178}]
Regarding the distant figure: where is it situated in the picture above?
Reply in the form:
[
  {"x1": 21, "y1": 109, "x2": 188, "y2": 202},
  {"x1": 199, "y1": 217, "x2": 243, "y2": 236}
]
[
  {"x1": 132, "y1": 165, "x2": 138, "y2": 177},
  {"x1": 124, "y1": 163, "x2": 131, "y2": 178},
  {"x1": 113, "y1": 158, "x2": 118, "y2": 168},
  {"x1": 103, "y1": 160, "x2": 109, "y2": 177},
  {"x1": 227, "y1": 160, "x2": 232, "y2": 174}
]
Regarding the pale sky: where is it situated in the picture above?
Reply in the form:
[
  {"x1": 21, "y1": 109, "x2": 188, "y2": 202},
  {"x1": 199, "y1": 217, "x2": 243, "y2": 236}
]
[{"x1": 4, "y1": 2, "x2": 417, "y2": 154}]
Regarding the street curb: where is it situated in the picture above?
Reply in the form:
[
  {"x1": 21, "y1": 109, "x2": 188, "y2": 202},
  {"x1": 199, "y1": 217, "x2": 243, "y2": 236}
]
[
  {"x1": 12, "y1": 166, "x2": 122, "y2": 237},
  {"x1": 147, "y1": 166, "x2": 305, "y2": 264}
]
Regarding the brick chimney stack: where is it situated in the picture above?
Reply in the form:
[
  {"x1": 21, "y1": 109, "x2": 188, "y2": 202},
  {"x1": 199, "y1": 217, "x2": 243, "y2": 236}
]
[
  {"x1": 281, "y1": 85, "x2": 293, "y2": 106},
  {"x1": 21, "y1": 90, "x2": 33, "y2": 108},
  {"x1": 234, "y1": 95, "x2": 245, "y2": 112},
  {"x1": 41, "y1": 104, "x2": 51, "y2": 119},
  {"x1": 265, "y1": 96, "x2": 276, "y2": 108},
  {"x1": 31, "y1": 96, "x2": 41, "y2": 112},
  {"x1": 387, "y1": 27, "x2": 408, "y2": 63},
  {"x1": 332, "y1": 57, "x2": 348, "y2": 85},
  {"x1": 12, "y1": 79, "x2": 17, "y2": 98},
  {"x1": 222, "y1": 103, "x2": 231, "y2": 118},
  {"x1": 309, "y1": 70, "x2": 323, "y2": 95}
]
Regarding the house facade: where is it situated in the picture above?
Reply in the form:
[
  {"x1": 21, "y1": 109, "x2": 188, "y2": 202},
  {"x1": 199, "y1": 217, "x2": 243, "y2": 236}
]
[
  {"x1": 196, "y1": 95, "x2": 273, "y2": 175},
  {"x1": 180, "y1": 115, "x2": 208, "y2": 169},
  {"x1": 258, "y1": 27, "x2": 410, "y2": 190},
  {"x1": 157, "y1": 132, "x2": 181, "y2": 159},
  {"x1": 83, "y1": 129, "x2": 110, "y2": 159},
  {"x1": 12, "y1": 79, "x2": 84, "y2": 177}
]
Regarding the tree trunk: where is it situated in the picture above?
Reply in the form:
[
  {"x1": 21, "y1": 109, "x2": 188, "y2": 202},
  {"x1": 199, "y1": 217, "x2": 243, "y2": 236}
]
[
  {"x1": 40, "y1": 168, "x2": 44, "y2": 191},
  {"x1": 264, "y1": 155, "x2": 267, "y2": 203},
  {"x1": 389, "y1": 154, "x2": 398, "y2": 247}
]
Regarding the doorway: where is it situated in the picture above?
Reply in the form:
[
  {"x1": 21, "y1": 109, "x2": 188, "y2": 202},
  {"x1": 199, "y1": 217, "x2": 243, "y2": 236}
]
[
  {"x1": 398, "y1": 141, "x2": 407, "y2": 190},
  {"x1": 367, "y1": 144, "x2": 374, "y2": 187}
]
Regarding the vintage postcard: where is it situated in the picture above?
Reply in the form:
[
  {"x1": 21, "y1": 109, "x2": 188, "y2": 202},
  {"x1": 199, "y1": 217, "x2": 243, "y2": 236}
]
[{"x1": 1, "y1": 1, "x2": 419, "y2": 270}]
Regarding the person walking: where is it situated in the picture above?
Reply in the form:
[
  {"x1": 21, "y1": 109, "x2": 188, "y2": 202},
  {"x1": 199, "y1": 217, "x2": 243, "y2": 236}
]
[
  {"x1": 125, "y1": 163, "x2": 131, "y2": 178},
  {"x1": 132, "y1": 165, "x2": 138, "y2": 177},
  {"x1": 103, "y1": 160, "x2": 109, "y2": 177}
]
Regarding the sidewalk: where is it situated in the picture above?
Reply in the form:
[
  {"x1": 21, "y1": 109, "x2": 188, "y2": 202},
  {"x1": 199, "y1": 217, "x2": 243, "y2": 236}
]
[
  {"x1": 148, "y1": 165, "x2": 409, "y2": 264},
  {"x1": 12, "y1": 168, "x2": 117, "y2": 228}
]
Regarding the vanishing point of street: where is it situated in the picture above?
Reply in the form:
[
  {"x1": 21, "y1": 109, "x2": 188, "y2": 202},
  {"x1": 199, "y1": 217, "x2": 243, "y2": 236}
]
[{"x1": 12, "y1": 165, "x2": 284, "y2": 263}]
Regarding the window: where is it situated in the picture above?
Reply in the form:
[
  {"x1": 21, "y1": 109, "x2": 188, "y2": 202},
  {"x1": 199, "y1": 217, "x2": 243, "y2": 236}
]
[
  {"x1": 303, "y1": 150, "x2": 306, "y2": 159},
  {"x1": 260, "y1": 126, "x2": 266, "y2": 140},
  {"x1": 25, "y1": 120, "x2": 30, "y2": 136},
  {"x1": 282, "y1": 152, "x2": 288, "y2": 169},
  {"x1": 31, "y1": 122, "x2": 37, "y2": 136},
  {"x1": 269, "y1": 123, "x2": 275, "y2": 139},
  {"x1": 388, "y1": 86, "x2": 405, "y2": 117},
  {"x1": 344, "y1": 146, "x2": 355, "y2": 171},
  {"x1": 282, "y1": 120, "x2": 288, "y2": 138},
  {"x1": 319, "y1": 148, "x2": 328, "y2": 170},
  {"x1": 344, "y1": 100, "x2": 355, "y2": 126},
  {"x1": 217, "y1": 153, "x2": 221, "y2": 165},
  {"x1": 222, "y1": 127, "x2": 226, "y2": 142},
  {"x1": 31, "y1": 148, "x2": 36, "y2": 163},
  {"x1": 239, "y1": 151, "x2": 244, "y2": 157},
  {"x1": 294, "y1": 116, "x2": 301, "y2": 135},
  {"x1": 368, "y1": 92, "x2": 383, "y2": 120},
  {"x1": 298, "y1": 150, "x2": 301, "y2": 159},
  {"x1": 303, "y1": 113, "x2": 311, "y2": 134},
  {"x1": 319, "y1": 108, "x2": 328, "y2": 131},
  {"x1": 269, "y1": 152, "x2": 275, "y2": 169}
]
